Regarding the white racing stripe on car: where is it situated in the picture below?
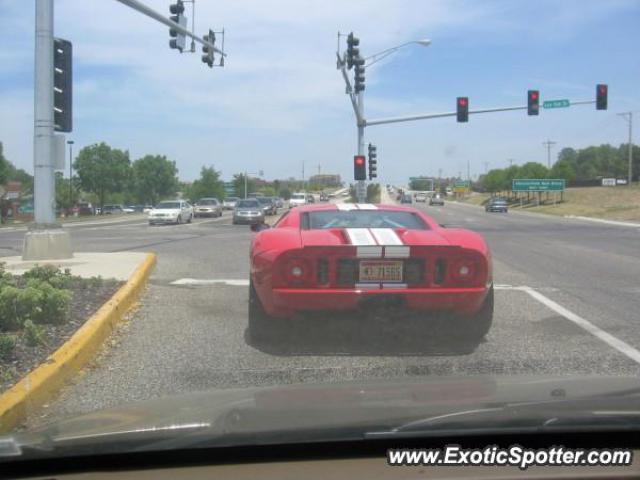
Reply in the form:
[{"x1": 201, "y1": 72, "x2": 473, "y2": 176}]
[
  {"x1": 369, "y1": 228, "x2": 403, "y2": 245},
  {"x1": 337, "y1": 203, "x2": 358, "y2": 211},
  {"x1": 355, "y1": 283, "x2": 381, "y2": 289},
  {"x1": 346, "y1": 228, "x2": 377, "y2": 246},
  {"x1": 382, "y1": 283, "x2": 408, "y2": 289},
  {"x1": 356, "y1": 246, "x2": 383, "y2": 258},
  {"x1": 356, "y1": 204, "x2": 377, "y2": 210}
]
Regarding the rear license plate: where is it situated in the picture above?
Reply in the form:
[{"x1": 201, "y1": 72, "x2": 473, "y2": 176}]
[{"x1": 359, "y1": 260, "x2": 403, "y2": 283}]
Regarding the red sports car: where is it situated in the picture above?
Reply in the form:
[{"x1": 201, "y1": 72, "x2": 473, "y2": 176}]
[{"x1": 248, "y1": 203, "x2": 493, "y2": 342}]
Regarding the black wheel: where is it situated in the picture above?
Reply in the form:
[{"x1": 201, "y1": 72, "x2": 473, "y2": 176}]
[
  {"x1": 248, "y1": 278, "x2": 272, "y2": 343},
  {"x1": 446, "y1": 285, "x2": 494, "y2": 342}
]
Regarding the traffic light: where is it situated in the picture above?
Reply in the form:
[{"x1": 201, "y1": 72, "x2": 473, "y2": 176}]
[
  {"x1": 368, "y1": 143, "x2": 377, "y2": 180},
  {"x1": 202, "y1": 29, "x2": 215, "y2": 67},
  {"x1": 596, "y1": 84, "x2": 608, "y2": 110},
  {"x1": 354, "y1": 56, "x2": 365, "y2": 93},
  {"x1": 346, "y1": 32, "x2": 360, "y2": 70},
  {"x1": 354, "y1": 155, "x2": 366, "y2": 181},
  {"x1": 527, "y1": 90, "x2": 539, "y2": 116},
  {"x1": 53, "y1": 38, "x2": 72, "y2": 132},
  {"x1": 169, "y1": 1, "x2": 187, "y2": 52},
  {"x1": 456, "y1": 97, "x2": 469, "y2": 123}
]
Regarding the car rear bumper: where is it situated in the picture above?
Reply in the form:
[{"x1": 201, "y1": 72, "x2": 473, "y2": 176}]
[
  {"x1": 195, "y1": 210, "x2": 218, "y2": 216},
  {"x1": 486, "y1": 207, "x2": 508, "y2": 212},
  {"x1": 233, "y1": 216, "x2": 263, "y2": 224},
  {"x1": 267, "y1": 286, "x2": 489, "y2": 318},
  {"x1": 149, "y1": 218, "x2": 178, "y2": 224}
]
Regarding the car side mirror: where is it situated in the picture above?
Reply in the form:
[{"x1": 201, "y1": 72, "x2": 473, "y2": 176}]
[{"x1": 250, "y1": 223, "x2": 271, "y2": 232}]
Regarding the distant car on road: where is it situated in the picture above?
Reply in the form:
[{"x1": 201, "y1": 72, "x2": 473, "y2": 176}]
[
  {"x1": 401, "y1": 194, "x2": 413, "y2": 204},
  {"x1": 415, "y1": 192, "x2": 427, "y2": 203},
  {"x1": 76, "y1": 202, "x2": 95, "y2": 215},
  {"x1": 485, "y1": 198, "x2": 508, "y2": 213},
  {"x1": 102, "y1": 204, "x2": 125, "y2": 215},
  {"x1": 319, "y1": 192, "x2": 329, "y2": 202},
  {"x1": 148, "y1": 200, "x2": 193, "y2": 225},
  {"x1": 233, "y1": 199, "x2": 265, "y2": 225},
  {"x1": 289, "y1": 192, "x2": 307, "y2": 208},
  {"x1": 194, "y1": 198, "x2": 223, "y2": 218},
  {"x1": 429, "y1": 194, "x2": 445, "y2": 206},
  {"x1": 257, "y1": 196, "x2": 277, "y2": 216},
  {"x1": 223, "y1": 197, "x2": 239, "y2": 210},
  {"x1": 247, "y1": 203, "x2": 493, "y2": 344}
]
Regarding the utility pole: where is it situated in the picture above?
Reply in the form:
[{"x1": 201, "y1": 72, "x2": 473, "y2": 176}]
[
  {"x1": 618, "y1": 112, "x2": 634, "y2": 185},
  {"x1": 484, "y1": 161, "x2": 489, "y2": 173},
  {"x1": 542, "y1": 140, "x2": 557, "y2": 168},
  {"x1": 508, "y1": 158, "x2": 515, "y2": 167},
  {"x1": 467, "y1": 159, "x2": 470, "y2": 182}
]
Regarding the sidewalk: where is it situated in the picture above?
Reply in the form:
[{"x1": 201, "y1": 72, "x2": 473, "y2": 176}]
[{"x1": 1, "y1": 252, "x2": 150, "y2": 280}]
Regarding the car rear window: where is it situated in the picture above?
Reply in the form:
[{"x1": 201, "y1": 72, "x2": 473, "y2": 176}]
[
  {"x1": 198, "y1": 199, "x2": 218, "y2": 205},
  {"x1": 237, "y1": 200, "x2": 259, "y2": 208},
  {"x1": 304, "y1": 210, "x2": 428, "y2": 230},
  {"x1": 156, "y1": 202, "x2": 180, "y2": 209}
]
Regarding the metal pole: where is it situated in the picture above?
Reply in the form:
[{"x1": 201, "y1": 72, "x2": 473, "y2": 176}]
[
  {"x1": 629, "y1": 113, "x2": 633, "y2": 186},
  {"x1": 244, "y1": 172, "x2": 247, "y2": 199},
  {"x1": 34, "y1": 0, "x2": 55, "y2": 225},
  {"x1": 68, "y1": 140, "x2": 74, "y2": 208},
  {"x1": 542, "y1": 140, "x2": 556, "y2": 168},
  {"x1": 355, "y1": 88, "x2": 367, "y2": 203}
]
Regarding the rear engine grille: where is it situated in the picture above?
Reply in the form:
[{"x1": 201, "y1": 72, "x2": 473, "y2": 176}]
[
  {"x1": 404, "y1": 259, "x2": 424, "y2": 285},
  {"x1": 337, "y1": 259, "x2": 357, "y2": 286},
  {"x1": 434, "y1": 259, "x2": 446, "y2": 285},
  {"x1": 317, "y1": 259, "x2": 329, "y2": 285}
]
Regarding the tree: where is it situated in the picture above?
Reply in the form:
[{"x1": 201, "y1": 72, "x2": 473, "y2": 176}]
[
  {"x1": 184, "y1": 166, "x2": 225, "y2": 203},
  {"x1": 74, "y1": 143, "x2": 131, "y2": 210},
  {"x1": 131, "y1": 155, "x2": 179, "y2": 205},
  {"x1": 550, "y1": 160, "x2": 576, "y2": 182},
  {"x1": 0, "y1": 142, "x2": 11, "y2": 186},
  {"x1": 55, "y1": 171, "x2": 79, "y2": 211},
  {"x1": 409, "y1": 178, "x2": 432, "y2": 191},
  {"x1": 482, "y1": 169, "x2": 507, "y2": 193},
  {"x1": 232, "y1": 173, "x2": 256, "y2": 199},
  {"x1": 516, "y1": 162, "x2": 548, "y2": 180}
]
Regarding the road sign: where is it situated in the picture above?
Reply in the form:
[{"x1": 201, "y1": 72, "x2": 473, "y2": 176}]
[
  {"x1": 512, "y1": 179, "x2": 565, "y2": 192},
  {"x1": 224, "y1": 182, "x2": 236, "y2": 195},
  {"x1": 454, "y1": 180, "x2": 470, "y2": 188},
  {"x1": 542, "y1": 99, "x2": 570, "y2": 109},
  {"x1": 453, "y1": 186, "x2": 469, "y2": 193}
]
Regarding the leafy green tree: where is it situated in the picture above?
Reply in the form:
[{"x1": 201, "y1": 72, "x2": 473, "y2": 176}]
[
  {"x1": 409, "y1": 178, "x2": 432, "y2": 191},
  {"x1": 184, "y1": 166, "x2": 225, "y2": 203},
  {"x1": 55, "y1": 172, "x2": 80, "y2": 210},
  {"x1": 279, "y1": 187, "x2": 292, "y2": 200},
  {"x1": 74, "y1": 143, "x2": 131, "y2": 210},
  {"x1": 232, "y1": 173, "x2": 256, "y2": 199},
  {"x1": 550, "y1": 160, "x2": 576, "y2": 182},
  {"x1": 482, "y1": 169, "x2": 507, "y2": 193},
  {"x1": 0, "y1": 142, "x2": 11, "y2": 186},
  {"x1": 131, "y1": 155, "x2": 179, "y2": 205},
  {"x1": 516, "y1": 162, "x2": 548, "y2": 180}
]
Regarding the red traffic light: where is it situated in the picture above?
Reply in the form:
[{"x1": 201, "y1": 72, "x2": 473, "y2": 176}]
[
  {"x1": 354, "y1": 155, "x2": 366, "y2": 180},
  {"x1": 355, "y1": 156, "x2": 365, "y2": 166},
  {"x1": 458, "y1": 98, "x2": 468, "y2": 107},
  {"x1": 531, "y1": 91, "x2": 539, "y2": 100},
  {"x1": 596, "y1": 83, "x2": 608, "y2": 110}
]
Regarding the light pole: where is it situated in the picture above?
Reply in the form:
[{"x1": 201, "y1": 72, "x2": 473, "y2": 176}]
[
  {"x1": 338, "y1": 35, "x2": 431, "y2": 202},
  {"x1": 244, "y1": 170, "x2": 263, "y2": 199},
  {"x1": 618, "y1": 112, "x2": 633, "y2": 185},
  {"x1": 67, "y1": 140, "x2": 74, "y2": 209}
]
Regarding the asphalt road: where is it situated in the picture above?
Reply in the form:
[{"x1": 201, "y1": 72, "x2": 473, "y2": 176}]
[{"x1": 3, "y1": 202, "x2": 639, "y2": 428}]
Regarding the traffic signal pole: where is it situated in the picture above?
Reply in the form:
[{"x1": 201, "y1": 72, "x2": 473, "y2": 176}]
[
  {"x1": 356, "y1": 91, "x2": 366, "y2": 203},
  {"x1": 23, "y1": 0, "x2": 73, "y2": 260}
]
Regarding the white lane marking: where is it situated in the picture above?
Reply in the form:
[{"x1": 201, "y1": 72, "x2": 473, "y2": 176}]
[
  {"x1": 356, "y1": 246, "x2": 383, "y2": 258},
  {"x1": 171, "y1": 278, "x2": 250, "y2": 286},
  {"x1": 356, "y1": 204, "x2": 378, "y2": 210},
  {"x1": 563, "y1": 215, "x2": 640, "y2": 228},
  {"x1": 346, "y1": 228, "x2": 377, "y2": 246},
  {"x1": 384, "y1": 246, "x2": 410, "y2": 258},
  {"x1": 520, "y1": 286, "x2": 640, "y2": 365},
  {"x1": 370, "y1": 228, "x2": 403, "y2": 245}
]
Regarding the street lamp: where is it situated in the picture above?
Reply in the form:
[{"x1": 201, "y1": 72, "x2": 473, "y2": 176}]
[
  {"x1": 67, "y1": 140, "x2": 74, "y2": 210},
  {"x1": 244, "y1": 170, "x2": 263, "y2": 199},
  {"x1": 364, "y1": 38, "x2": 431, "y2": 67}
]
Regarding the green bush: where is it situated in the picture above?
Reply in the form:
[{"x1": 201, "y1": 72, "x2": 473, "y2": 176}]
[
  {"x1": 24, "y1": 280, "x2": 71, "y2": 325},
  {"x1": 0, "y1": 286, "x2": 22, "y2": 331},
  {"x1": 0, "y1": 334, "x2": 16, "y2": 360},
  {"x1": 23, "y1": 320, "x2": 46, "y2": 347},
  {"x1": 23, "y1": 265, "x2": 74, "y2": 289}
]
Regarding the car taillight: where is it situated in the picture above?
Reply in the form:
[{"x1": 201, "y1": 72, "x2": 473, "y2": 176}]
[
  {"x1": 450, "y1": 258, "x2": 478, "y2": 284},
  {"x1": 284, "y1": 259, "x2": 311, "y2": 285}
]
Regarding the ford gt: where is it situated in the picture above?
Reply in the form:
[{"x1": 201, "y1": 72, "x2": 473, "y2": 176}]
[{"x1": 248, "y1": 203, "x2": 493, "y2": 342}]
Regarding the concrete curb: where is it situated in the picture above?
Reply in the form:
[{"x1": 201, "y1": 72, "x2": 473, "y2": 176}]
[{"x1": 0, "y1": 253, "x2": 157, "y2": 433}]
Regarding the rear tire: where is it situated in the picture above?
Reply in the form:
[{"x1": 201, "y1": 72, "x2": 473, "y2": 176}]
[
  {"x1": 248, "y1": 278, "x2": 271, "y2": 343},
  {"x1": 446, "y1": 285, "x2": 494, "y2": 343}
]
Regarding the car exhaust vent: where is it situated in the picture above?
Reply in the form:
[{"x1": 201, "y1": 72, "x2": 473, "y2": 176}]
[
  {"x1": 317, "y1": 259, "x2": 329, "y2": 285},
  {"x1": 404, "y1": 259, "x2": 424, "y2": 285},
  {"x1": 337, "y1": 259, "x2": 357, "y2": 286},
  {"x1": 434, "y1": 259, "x2": 446, "y2": 285}
]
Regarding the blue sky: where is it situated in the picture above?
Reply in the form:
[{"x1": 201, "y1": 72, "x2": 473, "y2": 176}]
[{"x1": 1, "y1": 0, "x2": 639, "y2": 184}]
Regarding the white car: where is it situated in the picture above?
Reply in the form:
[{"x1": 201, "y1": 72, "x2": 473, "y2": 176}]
[
  {"x1": 415, "y1": 192, "x2": 427, "y2": 203},
  {"x1": 223, "y1": 197, "x2": 239, "y2": 210},
  {"x1": 148, "y1": 200, "x2": 193, "y2": 225},
  {"x1": 289, "y1": 192, "x2": 307, "y2": 208}
]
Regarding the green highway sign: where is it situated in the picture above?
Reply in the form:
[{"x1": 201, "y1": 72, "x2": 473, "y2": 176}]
[
  {"x1": 454, "y1": 180, "x2": 470, "y2": 188},
  {"x1": 543, "y1": 99, "x2": 570, "y2": 109},
  {"x1": 512, "y1": 179, "x2": 565, "y2": 192}
]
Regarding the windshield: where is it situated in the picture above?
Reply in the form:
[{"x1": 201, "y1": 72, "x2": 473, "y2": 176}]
[
  {"x1": 155, "y1": 202, "x2": 180, "y2": 209},
  {"x1": 306, "y1": 210, "x2": 427, "y2": 230},
  {"x1": 236, "y1": 200, "x2": 259, "y2": 208},
  {"x1": 1, "y1": 0, "x2": 639, "y2": 465}
]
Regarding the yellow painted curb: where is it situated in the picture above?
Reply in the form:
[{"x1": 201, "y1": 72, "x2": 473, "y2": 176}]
[{"x1": 0, "y1": 253, "x2": 157, "y2": 434}]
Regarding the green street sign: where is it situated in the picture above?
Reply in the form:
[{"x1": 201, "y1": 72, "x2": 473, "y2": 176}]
[
  {"x1": 454, "y1": 180, "x2": 470, "y2": 188},
  {"x1": 512, "y1": 179, "x2": 565, "y2": 192},
  {"x1": 542, "y1": 99, "x2": 570, "y2": 109}
]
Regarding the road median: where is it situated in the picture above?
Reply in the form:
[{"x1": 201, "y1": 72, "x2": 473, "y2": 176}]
[{"x1": 0, "y1": 252, "x2": 157, "y2": 433}]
